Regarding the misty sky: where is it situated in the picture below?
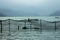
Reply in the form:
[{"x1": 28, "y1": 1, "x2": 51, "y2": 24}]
[{"x1": 0, "y1": 0, "x2": 60, "y2": 16}]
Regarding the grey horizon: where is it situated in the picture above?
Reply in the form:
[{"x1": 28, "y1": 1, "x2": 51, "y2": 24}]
[{"x1": 0, "y1": 0, "x2": 60, "y2": 16}]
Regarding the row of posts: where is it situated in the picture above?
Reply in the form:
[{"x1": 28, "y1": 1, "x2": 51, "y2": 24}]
[{"x1": 0, "y1": 19, "x2": 57, "y2": 34}]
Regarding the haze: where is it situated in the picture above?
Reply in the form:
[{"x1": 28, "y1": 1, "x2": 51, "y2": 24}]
[{"x1": 0, "y1": 0, "x2": 60, "y2": 16}]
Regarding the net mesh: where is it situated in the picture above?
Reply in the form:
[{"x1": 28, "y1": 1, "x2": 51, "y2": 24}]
[{"x1": 0, "y1": 19, "x2": 60, "y2": 34}]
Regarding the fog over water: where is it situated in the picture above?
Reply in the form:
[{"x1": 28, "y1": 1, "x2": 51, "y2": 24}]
[{"x1": 0, "y1": 0, "x2": 60, "y2": 16}]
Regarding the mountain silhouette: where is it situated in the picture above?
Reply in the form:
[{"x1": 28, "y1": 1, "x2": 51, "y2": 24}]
[
  {"x1": 50, "y1": 11, "x2": 60, "y2": 16},
  {"x1": 0, "y1": 9, "x2": 40, "y2": 16}
]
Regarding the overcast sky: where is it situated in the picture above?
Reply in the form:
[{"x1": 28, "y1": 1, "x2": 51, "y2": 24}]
[{"x1": 0, "y1": 0, "x2": 60, "y2": 16}]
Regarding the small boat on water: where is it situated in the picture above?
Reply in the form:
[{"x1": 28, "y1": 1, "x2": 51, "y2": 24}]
[{"x1": 22, "y1": 27, "x2": 28, "y2": 29}]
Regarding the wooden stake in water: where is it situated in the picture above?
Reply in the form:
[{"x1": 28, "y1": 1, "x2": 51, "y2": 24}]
[
  {"x1": 8, "y1": 19, "x2": 11, "y2": 35},
  {"x1": 30, "y1": 20, "x2": 32, "y2": 29},
  {"x1": 55, "y1": 21, "x2": 57, "y2": 32},
  {"x1": 28, "y1": 18, "x2": 31, "y2": 29},
  {"x1": 40, "y1": 19, "x2": 42, "y2": 32},
  {"x1": 18, "y1": 25, "x2": 19, "y2": 31},
  {"x1": 0, "y1": 20, "x2": 2, "y2": 34},
  {"x1": 24, "y1": 19, "x2": 26, "y2": 27}
]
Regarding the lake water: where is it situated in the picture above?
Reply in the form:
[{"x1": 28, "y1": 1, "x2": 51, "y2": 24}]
[{"x1": 0, "y1": 17, "x2": 60, "y2": 40}]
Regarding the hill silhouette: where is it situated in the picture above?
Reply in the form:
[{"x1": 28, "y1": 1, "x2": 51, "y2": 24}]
[
  {"x1": 50, "y1": 11, "x2": 60, "y2": 16},
  {"x1": 0, "y1": 9, "x2": 40, "y2": 16}
]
